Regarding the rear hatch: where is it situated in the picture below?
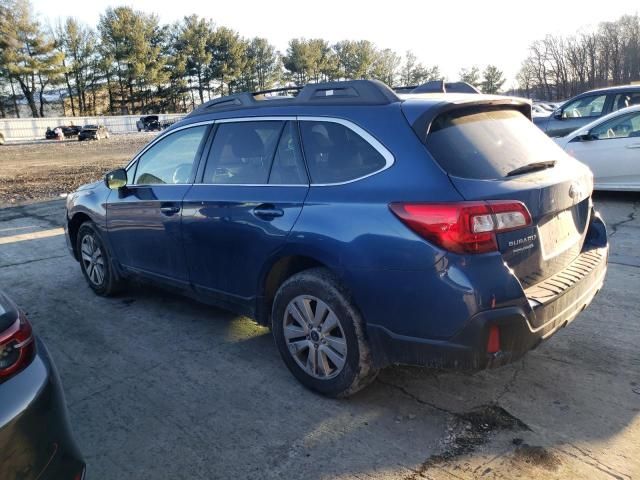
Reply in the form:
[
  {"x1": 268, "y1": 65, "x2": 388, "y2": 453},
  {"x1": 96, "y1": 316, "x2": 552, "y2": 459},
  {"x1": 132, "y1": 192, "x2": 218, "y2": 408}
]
[{"x1": 408, "y1": 103, "x2": 593, "y2": 287}]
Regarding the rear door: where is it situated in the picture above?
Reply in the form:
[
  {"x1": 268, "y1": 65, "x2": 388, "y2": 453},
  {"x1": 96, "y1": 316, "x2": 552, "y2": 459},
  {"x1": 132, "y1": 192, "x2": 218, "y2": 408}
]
[
  {"x1": 421, "y1": 107, "x2": 593, "y2": 287},
  {"x1": 182, "y1": 119, "x2": 309, "y2": 307}
]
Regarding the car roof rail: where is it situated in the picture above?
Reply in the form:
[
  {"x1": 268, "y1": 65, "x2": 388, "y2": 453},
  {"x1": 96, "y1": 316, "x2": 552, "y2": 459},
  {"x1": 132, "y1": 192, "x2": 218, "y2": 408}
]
[
  {"x1": 252, "y1": 86, "x2": 304, "y2": 97},
  {"x1": 187, "y1": 80, "x2": 401, "y2": 117},
  {"x1": 394, "y1": 81, "x2": 481, "y2": 94}
]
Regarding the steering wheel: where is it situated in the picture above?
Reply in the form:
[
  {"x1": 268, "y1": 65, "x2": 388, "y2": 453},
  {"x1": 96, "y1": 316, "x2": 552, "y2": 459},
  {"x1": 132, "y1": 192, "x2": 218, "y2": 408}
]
[{"x1": 172, "y1": 164, "x2": 192, "y2": 184}]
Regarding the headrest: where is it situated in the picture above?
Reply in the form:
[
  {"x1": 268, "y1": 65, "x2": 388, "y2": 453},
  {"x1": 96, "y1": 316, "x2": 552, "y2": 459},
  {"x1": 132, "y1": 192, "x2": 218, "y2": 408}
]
[{"x1": 231, "y1": 130, "x2": 265, "y2": 158}]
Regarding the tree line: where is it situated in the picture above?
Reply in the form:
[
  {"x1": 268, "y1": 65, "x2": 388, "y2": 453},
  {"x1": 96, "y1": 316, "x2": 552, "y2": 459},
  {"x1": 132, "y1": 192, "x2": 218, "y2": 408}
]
[
  {"x1": 517, "y1": 14, "x2": 640, "y2": 101},
  {"x1": 0, "y1": 0, "x2": 507, "y2": 118}
]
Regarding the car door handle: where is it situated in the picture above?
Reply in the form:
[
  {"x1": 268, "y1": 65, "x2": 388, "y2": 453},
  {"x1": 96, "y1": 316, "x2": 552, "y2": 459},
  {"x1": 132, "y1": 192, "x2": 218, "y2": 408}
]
[
  {"x1": 253, "y1": 204, "x2": 284, "y2": 219},
  {"x1": 625, "y1": 143, "x2": 640, "y2": 149},
  {"x1": 160, "y1": 205, "x2": 181, "y2": 216}
]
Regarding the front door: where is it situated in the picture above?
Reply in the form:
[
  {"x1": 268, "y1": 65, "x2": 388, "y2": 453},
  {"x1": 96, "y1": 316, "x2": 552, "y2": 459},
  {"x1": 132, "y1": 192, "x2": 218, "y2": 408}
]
[
  {"x1": 107, "y1": 124, "x2": 210, "y2": 284},
  {"x1": 567, "y1": 111, "x2": 640, "y2": 189},
  {"x1": 548, "y1": 93, "x2": 609, "y2": 137},
  {"x1": 182, "y1": 120, "x2": 309, "y2": 309}
]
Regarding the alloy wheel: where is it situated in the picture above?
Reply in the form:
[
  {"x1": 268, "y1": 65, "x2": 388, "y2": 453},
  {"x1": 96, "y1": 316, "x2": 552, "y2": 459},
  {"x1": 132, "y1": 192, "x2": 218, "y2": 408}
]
[
  {"x1": 80, "y1": 234, "x2": 105, "y2": 286},
  {"x1": 283, "y1": 295, "x2": 347, "y2": 379}
]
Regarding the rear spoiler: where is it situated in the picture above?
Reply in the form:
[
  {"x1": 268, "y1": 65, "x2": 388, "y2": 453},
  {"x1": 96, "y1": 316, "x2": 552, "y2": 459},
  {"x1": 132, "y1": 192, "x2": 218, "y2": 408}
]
[{"x1": 402, "y1": 97, "x2": 533, "y2": 143}]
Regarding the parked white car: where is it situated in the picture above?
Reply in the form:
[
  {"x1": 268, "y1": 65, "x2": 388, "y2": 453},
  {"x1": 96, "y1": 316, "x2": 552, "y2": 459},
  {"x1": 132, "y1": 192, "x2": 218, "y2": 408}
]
[{"x1": 555, "y1": 105, "x2": 640, "y2": 191}]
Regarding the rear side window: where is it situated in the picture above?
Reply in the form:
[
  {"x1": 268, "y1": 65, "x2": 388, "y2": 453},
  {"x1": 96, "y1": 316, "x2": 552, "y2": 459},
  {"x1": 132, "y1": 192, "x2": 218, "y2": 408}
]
[
  {"x1": 425, "y1": 109, "x2": 567, "y2": 180},
  {"x1": 299, "y1": 121, "x2": 386, "y2": 184},
  {"x1": 612, "y1": 92, "x2": 640, "y2": 111},
  {"x1": 203, "y1": 121, "x2": 283, "y2": 184}
]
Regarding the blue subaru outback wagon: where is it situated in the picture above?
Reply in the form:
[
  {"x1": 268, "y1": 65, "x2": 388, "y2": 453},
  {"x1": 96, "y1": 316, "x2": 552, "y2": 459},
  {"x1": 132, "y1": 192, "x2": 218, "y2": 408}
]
[{"x1": 65, "y1": 80, "x2": 608, "y2": 397}]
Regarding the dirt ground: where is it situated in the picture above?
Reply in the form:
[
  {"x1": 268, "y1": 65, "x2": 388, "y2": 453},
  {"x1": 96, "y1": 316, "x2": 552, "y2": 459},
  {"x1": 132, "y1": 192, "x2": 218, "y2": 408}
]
[
  {"x1": 0, "y1": 133, "x2": 638, "y2": 478},
  {"x1": 0, "y1": 133, "x2": 156, "y2": 204}
]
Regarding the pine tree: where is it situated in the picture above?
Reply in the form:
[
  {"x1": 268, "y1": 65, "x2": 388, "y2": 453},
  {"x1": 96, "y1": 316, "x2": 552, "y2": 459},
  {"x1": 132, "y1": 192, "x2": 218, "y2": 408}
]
[
  {"x1": 0, "y1": 0, "x2": 64, "y2": 117},
  {"x1": 459, "y1": 66, "x2": 481, "y2": 87},
  {"x1": 481, "y1": 65, "x2": 506, "y2": 94}
]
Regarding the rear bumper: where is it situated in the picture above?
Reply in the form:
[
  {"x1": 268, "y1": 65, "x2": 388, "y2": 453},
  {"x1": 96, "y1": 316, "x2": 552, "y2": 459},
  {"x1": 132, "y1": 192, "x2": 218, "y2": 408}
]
[
  {"x1": 0, "y1": 339, "x2": 85, "y2": 480},
  {"x1": 368, "y1": 244, "x2": 608, "y2": 370}
]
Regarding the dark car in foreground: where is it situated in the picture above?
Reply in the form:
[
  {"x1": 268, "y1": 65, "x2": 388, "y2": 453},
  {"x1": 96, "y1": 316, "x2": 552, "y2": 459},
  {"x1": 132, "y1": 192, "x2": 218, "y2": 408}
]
[
  {"x1": 65, "y1": 80, "x2": 609, "y2": 397},
  {"x1": 0, "y1": 291, "x2": 85, "y2": 479},
  {"x1": 78, "y1": 125, "x2": 110, "y2": 141},
  {"x1": 534, "y1": 84, "x2": 640, "y2": 137}
]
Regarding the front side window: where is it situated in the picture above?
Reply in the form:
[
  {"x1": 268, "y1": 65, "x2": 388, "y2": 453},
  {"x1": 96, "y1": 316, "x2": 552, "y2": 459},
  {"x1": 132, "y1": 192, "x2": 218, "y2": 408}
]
[
  {"x1": 203, "y1": 121, "x2": 283, "y2": 184},
  {"x1": 590, "y1": 112, "x2": 640, "y2": 140},
  {"x1": 612, "y1": 92, "x2": 640, "y2": 112},
  {"x1": 299, "y1": 121, "x2": 386, "y2": 184},
  {"x1": 562, "y1": 95, "x2": 607, "y2": 119},
  {"x1": 133, "y1": 126, "x2": 207, "y2": 185}
]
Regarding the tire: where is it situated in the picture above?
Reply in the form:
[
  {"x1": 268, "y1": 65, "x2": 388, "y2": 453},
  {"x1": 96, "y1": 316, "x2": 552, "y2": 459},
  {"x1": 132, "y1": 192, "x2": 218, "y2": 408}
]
[
  {"x1": 272, "y1": 268, "x2": 378, "y2": 397},
  {"x1": 77, "y1": 222, "x2": 123, "y2": 296}
]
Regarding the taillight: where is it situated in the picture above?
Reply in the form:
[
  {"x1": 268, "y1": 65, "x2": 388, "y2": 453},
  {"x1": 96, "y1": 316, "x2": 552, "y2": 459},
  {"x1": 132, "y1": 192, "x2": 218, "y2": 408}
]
[
  {"x1": 487, "y1": 325, "x2": 501, "y2": 354},
  {"x1": 389, "y1": 201, "x2": 532, "y2": 254},
  {"x1": 0, "y1": 312, "x2": 35, "y2": 381}
]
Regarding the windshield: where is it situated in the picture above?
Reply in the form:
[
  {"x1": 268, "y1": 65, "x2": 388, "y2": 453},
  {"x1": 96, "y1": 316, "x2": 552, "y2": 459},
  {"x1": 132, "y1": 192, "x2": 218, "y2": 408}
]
[{"x1": 425, "y1": 108, "x2": 567, "y2": 180}]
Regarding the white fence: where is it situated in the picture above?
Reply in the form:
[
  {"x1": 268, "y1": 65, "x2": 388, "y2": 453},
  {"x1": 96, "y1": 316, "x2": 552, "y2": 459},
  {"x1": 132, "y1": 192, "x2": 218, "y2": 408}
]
[{"x1": 0, "y1": 114, "x2": 185, "y2": 141}]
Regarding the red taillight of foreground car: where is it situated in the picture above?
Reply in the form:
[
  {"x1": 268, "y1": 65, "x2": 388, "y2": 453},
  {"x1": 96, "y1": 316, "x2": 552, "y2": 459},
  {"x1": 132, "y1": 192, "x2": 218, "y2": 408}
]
[
  {"x1": 389, "y1": 201, "x2": 532, "y2": 254},
  {"x1": 0, "y1": 312, "x2": 35, "y2": 381}
]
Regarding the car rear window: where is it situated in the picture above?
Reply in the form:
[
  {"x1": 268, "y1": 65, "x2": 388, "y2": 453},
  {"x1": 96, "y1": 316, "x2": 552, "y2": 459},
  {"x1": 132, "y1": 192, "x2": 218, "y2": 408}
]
[{"x1": 425, "y1": 108, "x2": 566, "y2": 180}]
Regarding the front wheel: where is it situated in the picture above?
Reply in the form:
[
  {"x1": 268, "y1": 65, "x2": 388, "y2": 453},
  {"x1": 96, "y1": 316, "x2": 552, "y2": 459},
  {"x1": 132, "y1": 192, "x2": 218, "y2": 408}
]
[
  {"x1": 272, "y1": 268, "x2": 378, "y2": 397},
  {"x1": 77, "y1": 222, "x2": 122, "y2": 296}
]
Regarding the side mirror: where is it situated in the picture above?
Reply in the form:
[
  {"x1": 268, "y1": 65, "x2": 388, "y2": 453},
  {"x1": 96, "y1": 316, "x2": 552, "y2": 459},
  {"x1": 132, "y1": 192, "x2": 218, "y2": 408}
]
[
  {"x1": 572, "y1": 133, "x2": 596, "y2": 143},
  {"x1": 105, "y1": 168, "x2": 128, "y2": 190},
  {"x1": 553, "y1": 109, "x2": 562, "y2": 120}
]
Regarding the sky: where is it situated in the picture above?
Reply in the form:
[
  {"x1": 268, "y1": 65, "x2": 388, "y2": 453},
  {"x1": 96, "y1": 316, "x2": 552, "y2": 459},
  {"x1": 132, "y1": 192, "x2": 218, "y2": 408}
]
[{"x1": 30, "y1": 0, "x2": 640, "y2": 86}]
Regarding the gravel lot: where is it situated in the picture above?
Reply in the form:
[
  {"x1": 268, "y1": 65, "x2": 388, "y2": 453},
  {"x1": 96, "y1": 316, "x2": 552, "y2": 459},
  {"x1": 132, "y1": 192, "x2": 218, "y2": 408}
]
[
  {"x1": 0, "y1": 138, "x2": 638, "y2": 479},
  {"x1": 0, "y1": 134, "x2": 155, "y2": 205}
]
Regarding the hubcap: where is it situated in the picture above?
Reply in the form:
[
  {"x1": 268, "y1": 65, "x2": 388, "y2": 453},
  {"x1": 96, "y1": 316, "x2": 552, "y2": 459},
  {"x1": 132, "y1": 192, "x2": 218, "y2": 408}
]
[
  {"x1": 80, "y1": 234, "x2": 105, "y2": 286},
  {"x1": 283, "y1": 295, "x2": 347, "y2": 380}
]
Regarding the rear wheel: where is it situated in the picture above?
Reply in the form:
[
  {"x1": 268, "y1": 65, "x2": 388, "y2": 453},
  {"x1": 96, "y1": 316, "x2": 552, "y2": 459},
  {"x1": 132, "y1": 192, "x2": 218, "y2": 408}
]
[
  {"x1": 77, "y1": 222, "x2": 122, "y2": 296},
  {"x1": 272, "y1": 268, "x2": 378, "y2": 397}
]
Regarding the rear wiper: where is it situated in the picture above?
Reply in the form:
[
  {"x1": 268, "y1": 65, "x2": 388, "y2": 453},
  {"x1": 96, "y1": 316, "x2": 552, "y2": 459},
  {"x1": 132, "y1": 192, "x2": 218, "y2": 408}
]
[{"x1": 506, "y1": 160, "x2": 556, "y2": 177}]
